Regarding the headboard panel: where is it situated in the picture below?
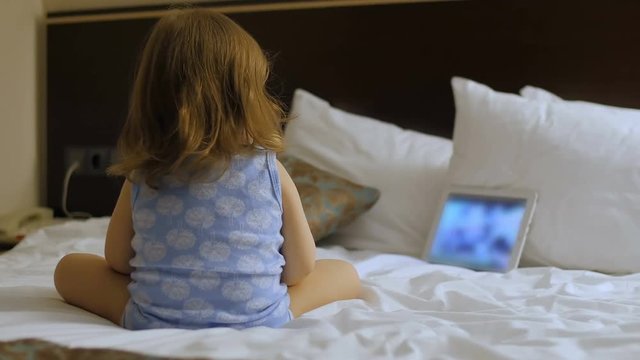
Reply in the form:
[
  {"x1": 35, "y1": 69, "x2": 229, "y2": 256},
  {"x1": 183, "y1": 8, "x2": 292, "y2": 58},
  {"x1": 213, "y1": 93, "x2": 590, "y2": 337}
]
[{"x1": 47, "y1": 0, "x2": 640, "y2": 216}]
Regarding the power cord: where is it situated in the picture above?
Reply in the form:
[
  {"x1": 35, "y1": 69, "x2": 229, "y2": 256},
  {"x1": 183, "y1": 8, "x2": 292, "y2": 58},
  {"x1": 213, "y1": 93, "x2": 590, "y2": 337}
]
[{"x1": 61, "y1": 161, "x2": 92, "y2": 219}]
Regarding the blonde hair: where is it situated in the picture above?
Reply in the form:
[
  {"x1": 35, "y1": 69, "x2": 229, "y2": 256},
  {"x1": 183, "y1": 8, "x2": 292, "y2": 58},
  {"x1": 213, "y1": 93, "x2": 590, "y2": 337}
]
[{"x1": 108, "y1": 9, "x2": 285, "y2": 187}]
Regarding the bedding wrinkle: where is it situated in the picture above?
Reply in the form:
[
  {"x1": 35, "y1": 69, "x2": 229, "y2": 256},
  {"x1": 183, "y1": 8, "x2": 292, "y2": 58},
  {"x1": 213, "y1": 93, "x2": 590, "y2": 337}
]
[{"x1": 443, "y1": 335, "x2": 515, "y2": 360}]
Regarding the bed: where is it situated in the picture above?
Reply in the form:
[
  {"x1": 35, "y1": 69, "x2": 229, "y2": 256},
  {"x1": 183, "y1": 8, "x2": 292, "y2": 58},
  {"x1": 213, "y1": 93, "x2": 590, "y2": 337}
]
[
  {"x1": 3, "y1": 0, "x2": 640, "y2": 358},
  {"x1": 2, "y1": 219, "x2": 640, "y2": 359}
]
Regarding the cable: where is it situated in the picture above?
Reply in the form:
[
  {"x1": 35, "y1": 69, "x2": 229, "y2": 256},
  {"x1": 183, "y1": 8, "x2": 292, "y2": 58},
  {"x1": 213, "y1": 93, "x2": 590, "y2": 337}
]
[{"x1": 61, "y1": 161, "x2": 92, "y2": 219}]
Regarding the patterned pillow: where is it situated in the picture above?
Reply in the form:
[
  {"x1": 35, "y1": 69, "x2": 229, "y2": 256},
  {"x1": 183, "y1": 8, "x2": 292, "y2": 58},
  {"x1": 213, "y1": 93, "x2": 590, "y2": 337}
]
[{"x1": 278, "y1": 154, "x2": 380, "y2": 242}]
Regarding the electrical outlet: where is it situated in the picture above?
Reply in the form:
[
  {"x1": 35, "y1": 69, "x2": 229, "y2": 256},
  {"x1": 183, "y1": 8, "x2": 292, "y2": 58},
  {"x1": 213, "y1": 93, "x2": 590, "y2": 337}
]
[{"x1": 64, "y1": 147, "x2": 116, "y2": 176}]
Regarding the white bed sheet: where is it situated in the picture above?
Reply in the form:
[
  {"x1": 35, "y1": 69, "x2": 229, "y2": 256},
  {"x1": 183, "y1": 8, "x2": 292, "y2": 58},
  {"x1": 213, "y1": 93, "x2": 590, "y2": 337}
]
[{"x1": 1, "y1": 219, "x2": 640, "y2": 359}]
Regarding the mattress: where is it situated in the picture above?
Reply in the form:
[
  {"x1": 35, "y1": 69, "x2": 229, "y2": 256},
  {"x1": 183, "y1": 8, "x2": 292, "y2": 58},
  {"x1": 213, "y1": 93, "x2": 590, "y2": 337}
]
[{"x1": 1, "y1": 219, "x2": 640, "y2": 359}]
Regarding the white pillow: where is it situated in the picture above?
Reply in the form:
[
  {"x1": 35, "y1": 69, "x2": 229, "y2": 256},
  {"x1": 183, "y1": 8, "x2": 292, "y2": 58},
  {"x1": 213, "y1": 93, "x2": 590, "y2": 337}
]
[
  {"x1": 519, "y1": 85, "x2": 563, "y2": 102},
  {"x1": 285, "y1": 89, "x2": 452, "y2": 256},
  {"x1": 449, "y1": 77, "x2": 640, "y2": 274},
  {"x1": 521, "y1": 86, "x2": 632, "y2": 114}
]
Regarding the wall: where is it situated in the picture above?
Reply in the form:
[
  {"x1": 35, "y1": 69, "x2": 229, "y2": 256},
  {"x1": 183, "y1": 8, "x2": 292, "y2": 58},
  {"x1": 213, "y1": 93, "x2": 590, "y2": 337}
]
[{"x1": 0, "y1": 0, "x2": 45, "y2": 216}]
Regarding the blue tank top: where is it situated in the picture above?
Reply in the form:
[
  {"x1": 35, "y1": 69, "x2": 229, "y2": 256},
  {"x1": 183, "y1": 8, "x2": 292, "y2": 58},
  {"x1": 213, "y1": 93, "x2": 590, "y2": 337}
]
[{"x1": 123, "y1": 151, "x2": 291, "y2": 330}]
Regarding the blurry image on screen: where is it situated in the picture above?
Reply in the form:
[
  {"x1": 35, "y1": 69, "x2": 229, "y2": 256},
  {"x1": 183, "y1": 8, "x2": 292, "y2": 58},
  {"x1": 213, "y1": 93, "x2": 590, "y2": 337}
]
[{"x1": 429, "y1": 195, "x2": 527, "y2": 271}]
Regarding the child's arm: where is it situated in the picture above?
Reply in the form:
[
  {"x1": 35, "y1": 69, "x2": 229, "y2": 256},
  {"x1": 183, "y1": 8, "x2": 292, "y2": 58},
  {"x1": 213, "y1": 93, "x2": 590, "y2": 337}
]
[
  {"x1": 104, "y1": 180, "x2": 135, "y2": 275},
  {"x1": 277, "y1": 160, "x2": 316, "y2": 286}
]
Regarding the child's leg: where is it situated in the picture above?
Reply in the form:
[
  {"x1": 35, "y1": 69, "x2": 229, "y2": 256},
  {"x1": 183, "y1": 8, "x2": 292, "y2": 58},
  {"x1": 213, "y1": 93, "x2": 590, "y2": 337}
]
[
  {"x1": 54, "y1": 253, "x2": 130, "y2": 325},
  {"x1": 288, "y1": 259, "x2": 361, "y2": 318}
]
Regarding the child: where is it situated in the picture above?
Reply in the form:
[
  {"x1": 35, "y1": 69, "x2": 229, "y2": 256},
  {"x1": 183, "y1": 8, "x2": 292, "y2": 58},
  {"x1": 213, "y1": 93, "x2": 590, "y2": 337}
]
[{"x1": 54, "y1": 9, "x2": 361, "y2": 330}]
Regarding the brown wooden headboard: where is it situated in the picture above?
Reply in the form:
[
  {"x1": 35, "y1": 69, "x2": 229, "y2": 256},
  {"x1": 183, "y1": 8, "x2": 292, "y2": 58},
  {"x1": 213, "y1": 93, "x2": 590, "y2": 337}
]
[{"x1": 47, "y1": 0, "x2": 640, "y2": 216}]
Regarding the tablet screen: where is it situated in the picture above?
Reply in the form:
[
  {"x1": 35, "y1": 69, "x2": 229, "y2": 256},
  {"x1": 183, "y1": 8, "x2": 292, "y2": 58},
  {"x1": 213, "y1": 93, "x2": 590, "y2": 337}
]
[{"x1": 427, "y1": 194, "x2": 528, "y2": 271}]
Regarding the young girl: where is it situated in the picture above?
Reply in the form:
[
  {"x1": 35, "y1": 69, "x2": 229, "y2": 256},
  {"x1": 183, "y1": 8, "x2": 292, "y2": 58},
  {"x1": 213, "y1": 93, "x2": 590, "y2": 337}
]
[{"x1": 54, "y1": 9, "x2": 361, "y2": 330}]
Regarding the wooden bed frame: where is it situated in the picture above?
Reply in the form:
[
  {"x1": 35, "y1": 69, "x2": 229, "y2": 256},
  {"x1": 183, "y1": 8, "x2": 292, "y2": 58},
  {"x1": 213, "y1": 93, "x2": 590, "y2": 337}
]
[{"x1": 46, "y1": 0, "x2": 640, "y2": 216}]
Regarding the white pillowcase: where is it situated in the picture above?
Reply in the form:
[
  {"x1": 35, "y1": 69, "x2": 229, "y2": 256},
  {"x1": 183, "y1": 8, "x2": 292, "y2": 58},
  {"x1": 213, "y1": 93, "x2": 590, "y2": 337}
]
[
  {"x1": 450, "y1": 77, "x2": 640, "y2": 273},
  {"x1": 285, "y1": 89, "x2": 452, "y2": 256},
  {"x1": 519, "y1": 85, "x2": 563, "y2": 102}
]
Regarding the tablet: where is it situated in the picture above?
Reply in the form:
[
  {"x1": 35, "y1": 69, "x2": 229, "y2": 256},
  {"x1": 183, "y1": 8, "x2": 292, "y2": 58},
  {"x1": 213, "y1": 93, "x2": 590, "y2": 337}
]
[{"x1": 423, "y1": 186, "x2": 537, "y2": 272}]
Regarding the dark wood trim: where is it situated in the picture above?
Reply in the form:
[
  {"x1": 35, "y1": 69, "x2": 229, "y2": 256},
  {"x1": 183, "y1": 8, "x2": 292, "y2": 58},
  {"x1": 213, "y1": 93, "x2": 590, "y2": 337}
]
[{"x1": 47, "y1": 0, "x2": 447, "y2": 24}]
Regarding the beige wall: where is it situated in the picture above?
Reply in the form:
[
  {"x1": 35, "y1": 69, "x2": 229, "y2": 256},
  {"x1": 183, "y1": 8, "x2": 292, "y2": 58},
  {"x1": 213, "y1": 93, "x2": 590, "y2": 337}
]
[{"x1": 0, "y1": 0, "x2": 44, "y2": 216}]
